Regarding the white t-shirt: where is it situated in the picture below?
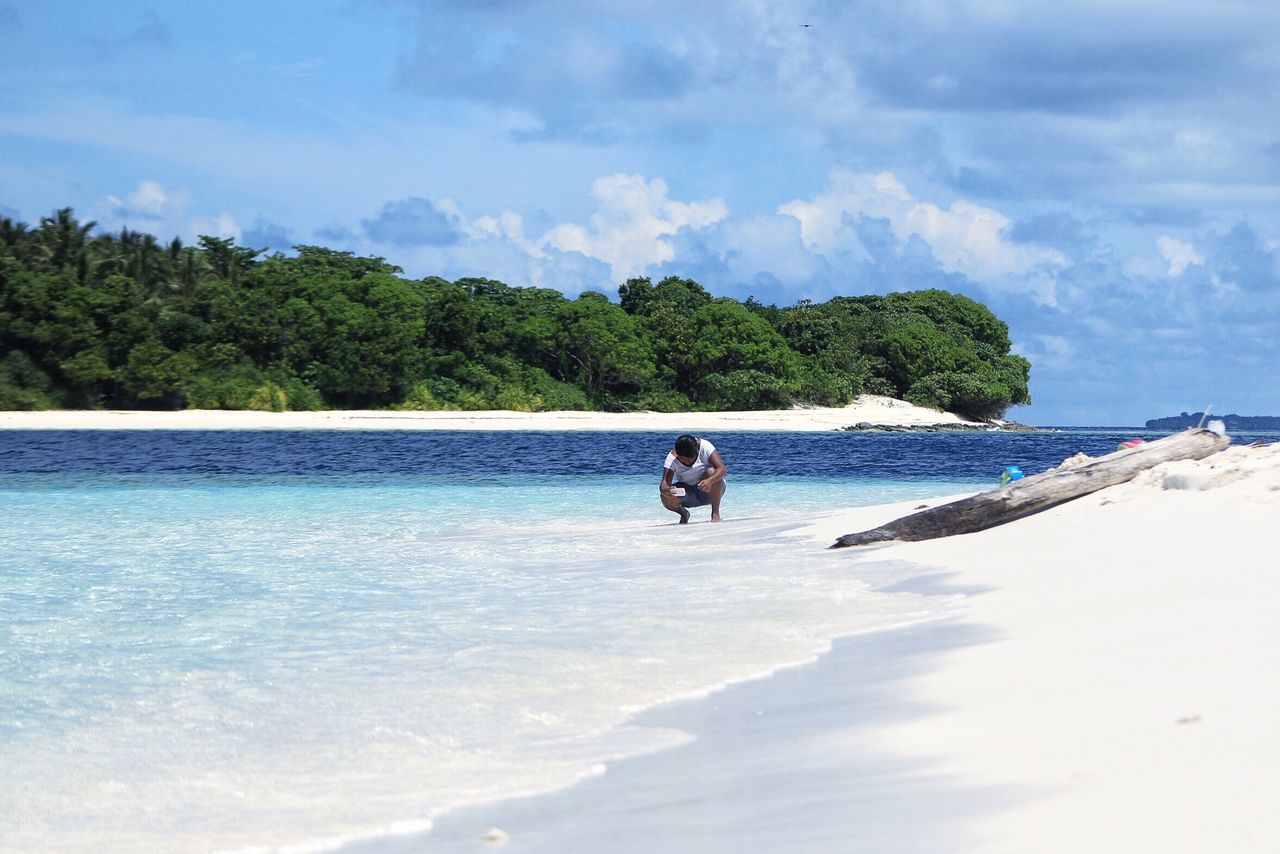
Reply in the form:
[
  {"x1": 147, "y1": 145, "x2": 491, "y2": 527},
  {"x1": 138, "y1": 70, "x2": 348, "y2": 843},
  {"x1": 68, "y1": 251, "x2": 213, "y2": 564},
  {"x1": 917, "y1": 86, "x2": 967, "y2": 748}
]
[{"x1": 664, "y1": 438, "x2": 722, "y2": 485}]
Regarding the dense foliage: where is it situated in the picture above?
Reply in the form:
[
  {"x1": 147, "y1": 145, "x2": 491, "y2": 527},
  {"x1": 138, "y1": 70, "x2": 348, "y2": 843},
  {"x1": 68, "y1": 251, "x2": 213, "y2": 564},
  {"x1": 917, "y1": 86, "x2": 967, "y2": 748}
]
[{"x1": 0, "y1": 210, "x2": 1031, "y2": 418}]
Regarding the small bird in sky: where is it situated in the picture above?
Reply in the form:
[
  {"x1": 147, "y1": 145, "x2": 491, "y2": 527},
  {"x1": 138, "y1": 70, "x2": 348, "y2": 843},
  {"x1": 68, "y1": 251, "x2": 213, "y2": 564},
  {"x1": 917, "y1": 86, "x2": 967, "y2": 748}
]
[{"x1": 800, "y1": 23, "x2": 813, "y2": 27}]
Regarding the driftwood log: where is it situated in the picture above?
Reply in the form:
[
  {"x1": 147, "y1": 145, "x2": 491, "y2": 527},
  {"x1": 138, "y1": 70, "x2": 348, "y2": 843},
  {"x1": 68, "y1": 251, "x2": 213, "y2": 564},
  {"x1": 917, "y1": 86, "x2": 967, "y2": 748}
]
[{"x1": 830, "y1": 428, "x2": 1231, "y2": 549}]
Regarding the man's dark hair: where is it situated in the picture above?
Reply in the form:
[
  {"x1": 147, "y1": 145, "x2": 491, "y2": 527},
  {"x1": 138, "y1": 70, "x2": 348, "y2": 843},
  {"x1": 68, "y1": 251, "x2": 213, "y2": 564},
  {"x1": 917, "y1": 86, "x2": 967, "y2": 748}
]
[{"x1": 675, "y1": 435, "x2": 699, "y2": 457}]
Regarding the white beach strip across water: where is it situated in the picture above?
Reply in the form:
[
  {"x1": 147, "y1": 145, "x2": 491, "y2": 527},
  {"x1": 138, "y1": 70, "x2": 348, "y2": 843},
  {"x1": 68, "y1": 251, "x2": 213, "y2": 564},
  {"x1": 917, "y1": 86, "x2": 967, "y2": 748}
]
[{"x1": 0, "y1": 395, "x2": 984, "y2": 432}]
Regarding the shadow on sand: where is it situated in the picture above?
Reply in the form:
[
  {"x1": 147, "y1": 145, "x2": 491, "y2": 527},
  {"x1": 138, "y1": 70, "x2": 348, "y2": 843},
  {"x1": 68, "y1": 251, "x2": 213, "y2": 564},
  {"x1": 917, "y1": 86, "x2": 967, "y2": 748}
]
[{"x1": 350, "y1": 614, "x2": 1035, "y2": 854}]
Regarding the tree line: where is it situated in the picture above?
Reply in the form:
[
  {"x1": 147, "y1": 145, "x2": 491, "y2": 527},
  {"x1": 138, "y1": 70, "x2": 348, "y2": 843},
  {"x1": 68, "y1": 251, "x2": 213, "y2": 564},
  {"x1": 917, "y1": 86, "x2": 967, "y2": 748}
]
[
  {"x1": 0, "y1": 209, "x2": 1031, "y2": 418},
  {"x1": 1145, "y1": 412, "x2": 1280, "y2": 430}
]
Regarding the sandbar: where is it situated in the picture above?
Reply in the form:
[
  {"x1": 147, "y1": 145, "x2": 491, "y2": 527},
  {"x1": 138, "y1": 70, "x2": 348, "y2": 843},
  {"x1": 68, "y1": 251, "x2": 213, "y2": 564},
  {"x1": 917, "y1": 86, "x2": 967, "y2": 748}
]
[{"x1": 0, "y1": 395, "x2": 984, "y2": 431}]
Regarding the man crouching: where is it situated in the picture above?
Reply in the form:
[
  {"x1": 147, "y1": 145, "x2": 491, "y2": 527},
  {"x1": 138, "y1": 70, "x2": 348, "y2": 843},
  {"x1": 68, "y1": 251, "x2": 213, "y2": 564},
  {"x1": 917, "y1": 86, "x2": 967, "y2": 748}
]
[{"x1": 660, "y1": 434, "x2": 727, "y2": 524}]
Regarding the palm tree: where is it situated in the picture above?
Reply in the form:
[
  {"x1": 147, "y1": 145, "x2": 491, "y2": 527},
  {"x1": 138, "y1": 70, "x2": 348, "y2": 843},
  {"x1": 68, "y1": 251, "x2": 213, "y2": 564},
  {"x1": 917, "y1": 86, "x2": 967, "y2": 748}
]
[
  {"x1": 127, "y1": 233, "x2": 170, "y2": 299},
  {"x1": 25, "y1": 208, "x2": 94, "y2": 283},
  {"x1": 0, "y1": 216, "x2": 42, "y2": 267},
  {"x1": 198, "y1": 235, "x2": 264, "y2": 287},
  {"x1": 0, "y1": 215, "x2": 28, "y2": 248},
  {"x1": 36, "y1": 208, "x2": 97, "y2": 281},
  {"x1": 166, "y1": 243, "x2": 214, "y2": 307},
  {"x1": 88, "y1": 229, "x2": 126, "y2": 281}
]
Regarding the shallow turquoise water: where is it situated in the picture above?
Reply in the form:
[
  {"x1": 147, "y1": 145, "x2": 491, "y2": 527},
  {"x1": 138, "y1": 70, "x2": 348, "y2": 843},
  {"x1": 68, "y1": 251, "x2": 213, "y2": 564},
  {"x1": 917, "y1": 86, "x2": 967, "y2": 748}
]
[
  {"x1": 6, "y1": 427, "x2": 1184, "y2": 851},
  {"x1": 2, "y1": 469, "x2": 973, "y2": 851}
]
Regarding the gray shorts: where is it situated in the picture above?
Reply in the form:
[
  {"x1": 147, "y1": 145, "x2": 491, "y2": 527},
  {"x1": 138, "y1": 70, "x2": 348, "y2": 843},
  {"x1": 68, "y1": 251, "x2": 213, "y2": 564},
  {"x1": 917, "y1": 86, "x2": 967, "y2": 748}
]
[{"x1": 674, "y1": 481, "x2": 719, "y2": 508}]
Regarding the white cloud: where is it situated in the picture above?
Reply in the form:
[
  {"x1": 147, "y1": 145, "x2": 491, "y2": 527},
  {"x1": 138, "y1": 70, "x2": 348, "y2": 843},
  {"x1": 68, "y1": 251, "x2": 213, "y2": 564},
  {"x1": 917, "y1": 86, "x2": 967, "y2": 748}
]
[
  {"x1": 778, "y1": 169, "x2": 1068, "y2": 284},
  {"x1": 189, "y1": 212, "x2": 241, "y2": 241},
  {"x1": 468, "y1": 209, "x2": 545, "y2": 260},
  {"x1": 323, "y1": 171, "x2": 1083, "y2": 304},
  {"x1": 715, "y1": 213, "x2": 825, "y2": 286},
  {"x1": 1209, "y1": 273, "x2": 1239, "y2": 295},
  {"x1": 1037, "y1": 334, "x2": 1073, "y2": 356},
  {"x1": 102, "y1": 179, "x2": 188, "y2": 220},
  {"x1": 94, "y1": 179, "x2": 239, "y2": 242},
  {"x1": 1122, "y1": 254, "x2": 1166, "y2": 280},
  {"x1": 1156, "y1": 234, "x2": 1204, "y2": 277},
  {"x1": 331, "y1": 175, "x2": 726, "y2": 291},
  {"x1": 540, "y1": 174, "x2": 727, "y2": 280}
]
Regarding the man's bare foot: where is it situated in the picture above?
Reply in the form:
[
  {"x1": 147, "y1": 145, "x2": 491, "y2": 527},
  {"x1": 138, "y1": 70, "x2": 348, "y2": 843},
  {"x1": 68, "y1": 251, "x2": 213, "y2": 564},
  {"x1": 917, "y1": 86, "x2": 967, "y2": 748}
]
[
  {"x1": 710, "y1": 512, "x2": 722, "y2": 522},
  {"x1": 679, "y1": 507, "x2": 690, "y2": 524}
]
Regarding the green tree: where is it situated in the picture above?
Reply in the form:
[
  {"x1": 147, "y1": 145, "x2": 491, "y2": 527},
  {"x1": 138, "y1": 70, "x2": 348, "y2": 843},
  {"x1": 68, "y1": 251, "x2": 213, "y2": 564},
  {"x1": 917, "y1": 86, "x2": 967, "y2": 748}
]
[
  {"x1": 687, "y1": 300, "x2": 800, "y2": 408},
  {"x1": 906, "y1": 363, "x2": 1013, "y2": 420},
  {"x1": 555, "y1": 292, "x2": 655, "y2": 402},
  {"x1": 884, "y1": 289, "x2": 1011, "y2": 353},
  {"x1": 688, "y1": 300, "x2": 797, "y2": 376},
  {"x1": 619, "y1": 275, "x2": 711, "y2": 317},
  {"x1": 118, "y1": 339, "x2": 197, "y2": 406},
  {"x1": 35, "y1": 208, "x2": 96, "y2": 281},
  {"x1": 0, "y1": 208, "x2": 1033, "y2": 417},
  {"x1": 875, "y1": 316, "x2": 976, "y2": 394},
  {"x1": 198, "y1": 236, "x2": 264, "y2": 286},
  {"x1": 242, "y1": 252, "x2": 427, "y2": 407}
]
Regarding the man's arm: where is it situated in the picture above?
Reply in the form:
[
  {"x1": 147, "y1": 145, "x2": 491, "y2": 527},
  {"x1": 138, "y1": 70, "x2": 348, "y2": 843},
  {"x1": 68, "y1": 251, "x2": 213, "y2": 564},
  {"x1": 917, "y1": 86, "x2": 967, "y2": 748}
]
[
  {"x1": 697, "y1": 451, "x2": 727, "y2": 491},
  {"x1": 660, "y1": 466, "x2": 678, "y2": 495}
]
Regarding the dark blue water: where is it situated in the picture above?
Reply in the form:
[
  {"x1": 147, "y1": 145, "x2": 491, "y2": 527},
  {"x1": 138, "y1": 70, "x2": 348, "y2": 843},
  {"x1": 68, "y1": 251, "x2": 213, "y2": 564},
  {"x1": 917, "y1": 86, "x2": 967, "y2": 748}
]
[{"x1": 1, "y1": 428, "x2": 1259, "y2": 481}]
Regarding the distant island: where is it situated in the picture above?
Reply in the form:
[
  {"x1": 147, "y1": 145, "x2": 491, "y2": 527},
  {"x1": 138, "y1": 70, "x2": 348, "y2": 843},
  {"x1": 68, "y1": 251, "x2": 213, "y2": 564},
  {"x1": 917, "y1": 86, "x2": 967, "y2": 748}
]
[
  {"x1": 1, "y1": 208, "x2": 1033, "y2": 421},
  {"x1": 1146, "y1": 412, "x2": 1280, "y2": 430}
]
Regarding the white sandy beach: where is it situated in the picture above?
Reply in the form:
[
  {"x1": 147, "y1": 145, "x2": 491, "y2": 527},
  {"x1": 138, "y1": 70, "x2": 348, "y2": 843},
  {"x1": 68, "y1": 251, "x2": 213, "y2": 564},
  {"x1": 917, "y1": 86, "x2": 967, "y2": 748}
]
[
  {"x1": 379, "y1": 436, "x2": 1280, "y2": 854},
  {"x1": 792, "y1": 438, "x2": 1280, "y2": 852},
  {"x1": 0, "y1": 394, "x2": 982, "y2": 431}
]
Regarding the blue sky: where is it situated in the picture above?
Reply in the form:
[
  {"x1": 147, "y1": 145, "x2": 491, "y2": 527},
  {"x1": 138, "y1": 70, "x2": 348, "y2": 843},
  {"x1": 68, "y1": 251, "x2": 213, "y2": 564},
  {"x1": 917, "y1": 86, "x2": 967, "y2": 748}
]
[{"x1": 3, "y1": 1, "x2": 1279, "y2": 425}]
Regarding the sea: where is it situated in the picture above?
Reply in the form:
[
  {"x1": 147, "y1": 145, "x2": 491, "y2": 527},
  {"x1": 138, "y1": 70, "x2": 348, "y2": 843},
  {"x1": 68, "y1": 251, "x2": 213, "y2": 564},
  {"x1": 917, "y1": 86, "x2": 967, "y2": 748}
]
[{"x1": 0, "y1": 427, "x2": 1266, "y2": 852}]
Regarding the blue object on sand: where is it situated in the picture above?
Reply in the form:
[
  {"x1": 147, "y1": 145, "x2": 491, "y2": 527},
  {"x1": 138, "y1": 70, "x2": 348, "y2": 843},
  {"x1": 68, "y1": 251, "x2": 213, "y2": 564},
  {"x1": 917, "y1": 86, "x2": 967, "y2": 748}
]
[{"x1": 1000, "y1": 465, "x2": 1023, "y2": 485}]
